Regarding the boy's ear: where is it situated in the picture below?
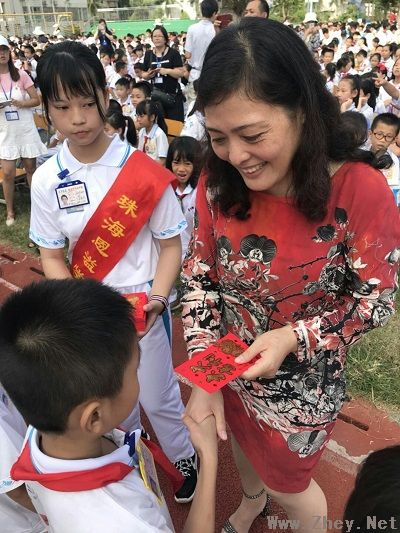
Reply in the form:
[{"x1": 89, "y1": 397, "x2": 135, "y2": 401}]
[{"x1": 80, "y1": 400, "x2": 105, "y2": 435}]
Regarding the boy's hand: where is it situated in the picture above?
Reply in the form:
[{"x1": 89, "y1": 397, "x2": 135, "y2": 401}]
[
  {"x1": 183, "y1": 413, "x2": 218, "y2": 458},
  {"x1": 138, "y1": 300, "x2": 164, "y2": 338}
]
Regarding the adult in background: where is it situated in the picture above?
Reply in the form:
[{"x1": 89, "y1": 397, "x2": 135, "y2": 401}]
[
  {"x1": 95, "y1": 19, "x2": 114, "y2": 58},
  {"x1": 0, "y1": 35, "x2": 45, "y2": 226},
  {"x1": 142, "y1": 25, "x2": 185, "y2": 122},
  {"x1": 182, "y1": 19, "x2": 400, "y2": 533},
  {"x1": 184, "y1": 0, "x2": 220, "y2": 108},
  {"x1": 244, "y1": 0, "x2": 269, "y2": 18},
  {"x1": 303, "y1": 13, "x2": 321, "y2": 53}
]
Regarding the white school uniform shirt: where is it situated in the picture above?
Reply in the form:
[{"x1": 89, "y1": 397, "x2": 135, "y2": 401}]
[
  {"x1": 14, "y1": 427, "x2": 174, "y2": 533},
  {"x1": 184, "y1": 19, "x2": 216, "y2": 82},
  {"x1": 358, "y1": 103, "x2": 374, "y2": 129},
  {"x1": 118, "y1": 95, "x2": 135, "y2": 117},
  {"x1": 138, "y1": 124, "x2": 169, "y2": 161},
  {"x1": 29, "y1": 135, "x2": 187, "y2": 290},
  {"x1": 175, "y1": 183, "x2": 197, "y2": 260},
  {"x1": 0, "y1": 386, "x2": 45, "y2": 533},
  {"x1": 181, "y1": 101, "x2": 206, "y2": 142},
  {"x1": 382, "y1": 149, "x2": 400, "y2": 186}
]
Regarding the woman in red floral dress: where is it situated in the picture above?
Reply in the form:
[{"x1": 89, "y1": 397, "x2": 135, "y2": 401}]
[{"x1": 181, "y1": 19, "x2": 400, "y2": 533}]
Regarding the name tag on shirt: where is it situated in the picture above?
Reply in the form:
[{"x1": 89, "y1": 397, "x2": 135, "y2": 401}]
[
  {"x1": 136, "y1": 439, "x2": 163, "y2": 504},
  {"x1": 55, "y1": 180, "x2": 90, "y2": 213},
  {"x1": 154, "y1": 77, "x2": 163, "y2": 84},
  {"x1": 5, "y1": 110, "x2": 19, "y2": 121}
]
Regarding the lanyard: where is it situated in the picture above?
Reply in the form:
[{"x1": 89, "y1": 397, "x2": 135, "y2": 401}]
[{"x1": 0, "y1": 81, "x2": 12, "y2": 101}]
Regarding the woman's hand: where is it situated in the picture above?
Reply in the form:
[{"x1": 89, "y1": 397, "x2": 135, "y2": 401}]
[
  {"x1": 138, "y1": 299, "x2": 165, "y2": 339},
  {"x1": 236, "y1": 325, "x2": 298, "y2": 381},
  {"x1": 185, "y1": 385, "x2": 227, "y2": 441},
  {"x1": 11, "y1": 99, "x2": 24, "y2": 109}
]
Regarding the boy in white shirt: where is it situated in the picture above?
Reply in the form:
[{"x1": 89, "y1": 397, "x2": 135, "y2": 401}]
[
  {"x1": 0, "y1": 279, "x2": 218, "y2": 533},
  {"x1": 0, "y1": 384, "x2": 45, "y2": 533}
]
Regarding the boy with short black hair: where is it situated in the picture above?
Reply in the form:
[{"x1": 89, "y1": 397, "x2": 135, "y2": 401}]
[
  {"x1": 115, "y1": 77, "x2": 134, "y2": 116},
  {"x1": 0, "y1": 279, "x2": 218, "y2": 533},
  {"x1": 369, "y1": 112, "x2": 400, "y2": 188}
]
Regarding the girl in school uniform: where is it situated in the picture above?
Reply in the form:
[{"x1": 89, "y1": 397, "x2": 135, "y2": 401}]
[
  {"x1": 104, "y1": 110, "x2": 137, "y2": 147},
  {"x1": 29, "y1": 40, "x2": 197, "y2": 504},
  {"x1": 165, "y1": 136, "x2": 202, "y2": 261},
  {"x1": 136, "y1": 100, "x2": 169, "y2": 164}
]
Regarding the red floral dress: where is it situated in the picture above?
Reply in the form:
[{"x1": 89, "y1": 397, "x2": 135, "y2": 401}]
[{"x1": 181, "y1": 162, "x2": 400, "y2": 485}]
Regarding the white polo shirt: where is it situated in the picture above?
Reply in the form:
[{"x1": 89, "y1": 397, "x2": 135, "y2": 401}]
[
  {"x1": 13, "y1": 427, "x2": 174, "y2": 532},
  {"x1": 138, "y1": 124, "x2": 169, "y2": 161},
  {"x1": 29, "y1": 135, "x2": 187, "y2": 289},
  {"x1": 185, "y1": 19, "x2": 216, "y2": 82},
  {"x1": 0, "y1": 386, "x2": 44, "y2": 533}
]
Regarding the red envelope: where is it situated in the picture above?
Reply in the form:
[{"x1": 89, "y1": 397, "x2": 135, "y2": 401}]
[
  {"x1": 124, "y1": 292, "x2": 148, "y2": 332},
  {"x1": 175, "y1": 333, "x2": 256, "y2": 393}
]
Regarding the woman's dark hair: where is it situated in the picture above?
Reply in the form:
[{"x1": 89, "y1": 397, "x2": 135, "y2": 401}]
[
  {"x1": 165, "y1": 136, "x2": 203, "y2": 188},
  {"x1": 343, "y1": 446, "x2": 400, "y2": 531},
  {"x1": 98, "y1": 18, "x2": 111, "y2": 35},
  {"x1": 105, "y1": 111, "x2": 137, "y2": 147},
  {"x1": 151, "y1": 25, "x2": 169, "y2": 46},
  {"x1": 136, "y1": 99, "x2": 168, "y2": 134},
  {"x1": 37, "y1": 41, "x2": 107, "y2": 124},
  {"x1": 360, "y1": 78, "x2": 376, "y2": 110},
  {"x1": 196, "y1": 18, "x2": 382, "y2": 222},
  {"x1": 2, "y1": 44, "x2": 20, "y2": 81}
]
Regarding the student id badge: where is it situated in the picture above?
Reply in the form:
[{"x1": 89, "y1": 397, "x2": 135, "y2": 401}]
[
  {"x1": 136, "y1": 438, "x2": 163, "y2": 504},
  {"x1": 55, "y1": 180, "x2": 90, "y2": 213},
  {"x1": 5, "y1": 110, "x2": 19, "y2": 121}
]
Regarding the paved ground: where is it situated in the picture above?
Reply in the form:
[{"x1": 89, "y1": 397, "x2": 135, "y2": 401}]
[{"x1": 1, "y1": 244, "x2": 399, "y2": 532}]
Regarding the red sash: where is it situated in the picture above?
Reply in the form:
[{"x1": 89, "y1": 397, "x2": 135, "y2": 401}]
[{"x1": 71, "y1": 151, "x2": 174, "y2": 281}]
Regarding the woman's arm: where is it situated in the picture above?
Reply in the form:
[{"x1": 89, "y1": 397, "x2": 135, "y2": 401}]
[
  {"x1": 11, "y1": 85, "x2": 40, "y2": 108},
  {"x1": 291, "y1": 173, "x2": 400, "y2": 366},
  {"x1": 158, "y1": 66, "x2": 186, "y2": 79}
]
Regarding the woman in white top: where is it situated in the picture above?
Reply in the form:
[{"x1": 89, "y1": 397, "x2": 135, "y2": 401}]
[{"x1": 0, "y1": 35, "x2": 46, "y2": 226}]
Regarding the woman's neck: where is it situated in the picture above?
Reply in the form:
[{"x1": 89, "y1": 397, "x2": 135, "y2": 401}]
[
  {"x1": 394, "y1": 76, "x2": 400, "y2": 84},
  {"x1": 0, "y1": 64, "x2": 9, "y2": 74},
  {"x1": 155, "y1": 45, "x2": 167, "y2": 56},
  {"x1": 68, "y1": 130, "x2": 113, "y2": 164}
]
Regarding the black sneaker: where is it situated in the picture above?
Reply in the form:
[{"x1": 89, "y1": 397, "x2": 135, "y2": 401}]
[{"x1": 174, "y1": 453, "x2": 198, "y2": 503}]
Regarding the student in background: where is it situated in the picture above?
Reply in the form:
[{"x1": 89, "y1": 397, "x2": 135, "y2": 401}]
[
  {"x1": 104, "y1": 111, "x2": 137, "y2": 147},
  {"x1": 114, "y1": 77, "x2": 134, "y2": 116},
  {"x1": 136, "y1": 100, "x2": 169, "y2": 164}
]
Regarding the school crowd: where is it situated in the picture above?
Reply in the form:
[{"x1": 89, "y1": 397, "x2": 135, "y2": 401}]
[{"x1": 0, "y1": 2, "x2": 399, "y2": 533}]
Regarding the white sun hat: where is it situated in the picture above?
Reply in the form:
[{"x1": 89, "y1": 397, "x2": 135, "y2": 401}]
[
  {"x1": 0, "y1": 35, "x2": 10, "y2": 48},
  {"x1": 32, "y1": 26, "x2": 45, "y2": 36},
  {"x1": 303, "y1": 12, "x2": 318, "y2": 24}
]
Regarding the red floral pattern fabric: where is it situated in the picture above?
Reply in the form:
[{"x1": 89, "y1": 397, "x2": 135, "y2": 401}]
[{"x1": 181, "y1": 162, "x2": 400, "y2": 449}]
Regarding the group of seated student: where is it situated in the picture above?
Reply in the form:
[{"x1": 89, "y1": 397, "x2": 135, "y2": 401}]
[{"x1": 0, "y1": 279, "x2": 399, "y2": 532}]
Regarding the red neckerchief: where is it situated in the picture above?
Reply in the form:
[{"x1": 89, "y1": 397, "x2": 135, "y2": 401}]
[{"x1": 11, "y1": 430, "x2": 183, "y2": 493}]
